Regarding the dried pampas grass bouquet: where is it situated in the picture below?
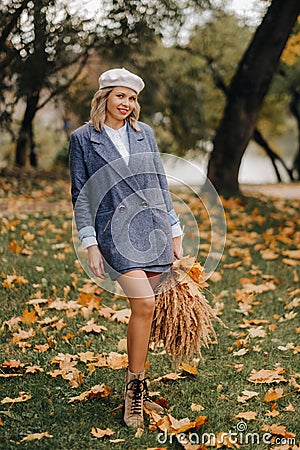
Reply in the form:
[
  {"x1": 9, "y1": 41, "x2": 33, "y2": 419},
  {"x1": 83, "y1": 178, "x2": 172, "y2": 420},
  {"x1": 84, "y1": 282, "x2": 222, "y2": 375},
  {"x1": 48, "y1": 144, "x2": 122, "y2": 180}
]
[{"x1": 151, "y1": 256, "x2": 225, "y2": 365}]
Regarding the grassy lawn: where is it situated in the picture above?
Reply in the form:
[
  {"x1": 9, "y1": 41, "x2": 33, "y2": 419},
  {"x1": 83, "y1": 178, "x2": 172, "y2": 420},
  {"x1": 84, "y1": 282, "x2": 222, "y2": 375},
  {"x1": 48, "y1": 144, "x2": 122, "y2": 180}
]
[{"x1": 0, "y1": 171, "x2": 299, "y2": 449}]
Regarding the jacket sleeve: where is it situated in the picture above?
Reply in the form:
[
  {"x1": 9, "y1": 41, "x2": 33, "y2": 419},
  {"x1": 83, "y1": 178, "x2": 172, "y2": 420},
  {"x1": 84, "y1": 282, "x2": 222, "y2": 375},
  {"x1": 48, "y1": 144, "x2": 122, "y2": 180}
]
[
  {"x1": 144, "y1": 125, "x2": 183, "y2": 235},
  {"x1": 69, "y1": 132, "x2": 97, "y2": 246}
]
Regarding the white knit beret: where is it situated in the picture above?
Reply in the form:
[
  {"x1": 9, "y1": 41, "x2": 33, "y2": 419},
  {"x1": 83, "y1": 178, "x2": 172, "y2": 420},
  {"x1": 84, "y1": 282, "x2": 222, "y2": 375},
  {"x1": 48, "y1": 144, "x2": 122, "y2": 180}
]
[{"x1": 99, "y1": 68, "x2": 145, "y2": 94}]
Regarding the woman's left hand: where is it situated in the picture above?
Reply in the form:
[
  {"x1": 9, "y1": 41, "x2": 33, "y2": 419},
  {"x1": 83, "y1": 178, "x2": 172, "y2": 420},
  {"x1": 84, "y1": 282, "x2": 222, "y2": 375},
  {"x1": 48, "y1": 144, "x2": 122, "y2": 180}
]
[{"x1": 172, "y1": 235, "x2": 183, "y2": 259}]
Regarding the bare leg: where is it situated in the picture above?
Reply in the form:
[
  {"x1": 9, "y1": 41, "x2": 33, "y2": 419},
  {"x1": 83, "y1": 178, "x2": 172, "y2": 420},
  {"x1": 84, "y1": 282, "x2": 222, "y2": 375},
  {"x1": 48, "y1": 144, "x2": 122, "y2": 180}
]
[{"x1": 117, "y1": 270, "x2": 155, "y2": 373}]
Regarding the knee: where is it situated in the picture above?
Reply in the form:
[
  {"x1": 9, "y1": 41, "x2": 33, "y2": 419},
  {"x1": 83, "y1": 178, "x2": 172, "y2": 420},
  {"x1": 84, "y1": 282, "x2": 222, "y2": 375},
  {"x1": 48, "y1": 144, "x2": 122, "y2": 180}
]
[{"x1": 132, "y1": 296, "x2": 155, "y2": 320}]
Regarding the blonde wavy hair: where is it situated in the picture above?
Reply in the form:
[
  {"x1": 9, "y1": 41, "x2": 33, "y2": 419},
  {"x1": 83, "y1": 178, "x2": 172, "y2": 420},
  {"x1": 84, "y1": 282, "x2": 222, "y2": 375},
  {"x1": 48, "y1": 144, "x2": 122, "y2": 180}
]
[{"x1": 89, "y1": 87, "x2": 141, "y2": 131}]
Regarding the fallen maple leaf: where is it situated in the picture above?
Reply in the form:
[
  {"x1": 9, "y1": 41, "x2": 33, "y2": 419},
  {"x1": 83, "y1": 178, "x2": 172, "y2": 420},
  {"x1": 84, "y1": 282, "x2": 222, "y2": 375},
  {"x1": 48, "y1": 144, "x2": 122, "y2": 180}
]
[
  {"x1": 242, "y1": 281, "x2": 277, "y2": 294},
  {"x1": 106, "y1": 352, "x2": 128, "y2": 370},
  {"x1": 68, "y1": 384, "x2": 111, "y2": 403},
  {"x1": 12, "y1": 328, "x2": 35, "y2": 344},
  {"x1": 235, "y1": 411, "x2": 257, "y2": 421},
  {"x1": 248, "y1": 366, "x2": 287, "y2": 384},
  {"x1": 34, "y1": 343, "x2": 50, "y2": 352},
  {"x1": 233, "y1": 348, "x2": 249, "y2": 357},
  {"x1": 20, "y1": 431, "x2": 53, "y2": 442},
  {"x1": 247, "y1": 327, "x2": 266, "y2": 338},
  {"x1": 2, "y1": 274, "x2": 29, "y2": 288},
  {"x1": 110, "y1": 308, "x2": 131, "y2": 324},
  {"x1": 20, "y1": 309, "x2": 38, "y2": 325},
  {"x1": 1, "y1": 316, "x2": 21, "y2": 331},
  {"x1": 237, "y1": 390, "x2": 259, "y2": 403},
  {"x1": 78, "y1": 351, "x2": 98, "y2": 363},
  {"x1": 191, "y1": 403, "x2": 205, "y2": 411},
  {"x1": 260, "y1": 423, "x2": 296, "y2": 439},
  {"x1": 79, "y1": 318, "x2": 107, "y2": 333},
  {"x1": 117, "y1": 338, "x2": 127, "y2": 352},
  {"x1": 153, "y1": 372, "x2": 183, "y2": 382},
  {"x1": 2, "y1": 359, "x2": 25, "y2": 369},
  {"x1": 283, "y1": 403, "x2": 295, "y2": 412},
  {"x1": 25, "y1": 365, "x2": 44, "y2": 374},
  {"x1": 264, "y1": 387, "x2": 284, "y2": 402},
  {"x1": 180, "y1": 362, "x2": 198, "y2": 375},
  {"x1": 1, "y1": 392, "x2": 32, "y2": 404},
  {"x1": 91, "y1": 427, "x2": 114, "y2": 438}
]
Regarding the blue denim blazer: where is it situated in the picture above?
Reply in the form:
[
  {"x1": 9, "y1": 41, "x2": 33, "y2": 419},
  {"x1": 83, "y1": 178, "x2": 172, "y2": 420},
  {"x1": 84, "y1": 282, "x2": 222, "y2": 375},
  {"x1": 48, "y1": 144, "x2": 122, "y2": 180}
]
[{"x1": 69, "y1": 121, "x2": 179, "y2": 277}]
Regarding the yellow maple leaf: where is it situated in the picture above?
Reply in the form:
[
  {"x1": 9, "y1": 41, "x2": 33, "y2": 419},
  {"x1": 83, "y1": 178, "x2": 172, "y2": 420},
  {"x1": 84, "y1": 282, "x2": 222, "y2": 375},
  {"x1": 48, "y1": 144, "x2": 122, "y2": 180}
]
[{"x1": 180, "y1": 362, "x2": 198, "y2": 376}]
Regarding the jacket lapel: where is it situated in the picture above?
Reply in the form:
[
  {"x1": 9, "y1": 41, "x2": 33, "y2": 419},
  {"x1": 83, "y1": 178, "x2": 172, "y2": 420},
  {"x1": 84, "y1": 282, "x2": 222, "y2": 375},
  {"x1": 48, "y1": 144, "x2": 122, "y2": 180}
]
[{"x1": 90, "y1": 126, "x2": 145, "y2": 199}]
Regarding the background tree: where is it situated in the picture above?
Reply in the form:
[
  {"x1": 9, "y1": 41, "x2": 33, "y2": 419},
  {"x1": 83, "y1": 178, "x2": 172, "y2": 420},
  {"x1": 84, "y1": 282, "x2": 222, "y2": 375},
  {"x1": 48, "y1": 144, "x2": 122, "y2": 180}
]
[
  {"x1": 207, "y1": 0, "x2": 300, "y2": 194},
  {"x1": 0, "y1": 0, "x2": 99, "y2": 166}
]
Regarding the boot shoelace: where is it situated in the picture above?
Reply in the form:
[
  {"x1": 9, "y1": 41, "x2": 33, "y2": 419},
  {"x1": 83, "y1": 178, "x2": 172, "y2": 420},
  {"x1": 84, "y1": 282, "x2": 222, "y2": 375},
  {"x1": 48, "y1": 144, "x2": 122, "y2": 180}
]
[{"x1": 126, "y1": 378, "x2": 147, "y2": 415}]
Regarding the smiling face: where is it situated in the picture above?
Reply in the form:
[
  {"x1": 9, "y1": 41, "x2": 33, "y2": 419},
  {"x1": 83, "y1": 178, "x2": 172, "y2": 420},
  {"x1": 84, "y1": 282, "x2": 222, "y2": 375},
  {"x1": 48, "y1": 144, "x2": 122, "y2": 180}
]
[{"x1": 105, "y1": 86, "x2": 137, "y2": 129}]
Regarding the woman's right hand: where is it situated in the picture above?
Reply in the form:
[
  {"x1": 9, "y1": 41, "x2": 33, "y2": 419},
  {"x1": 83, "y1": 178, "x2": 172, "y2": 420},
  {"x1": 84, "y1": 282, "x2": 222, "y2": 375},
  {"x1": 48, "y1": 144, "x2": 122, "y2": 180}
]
[{"x1": 87, "y1": 245, "x2": 106, "y2": 279}]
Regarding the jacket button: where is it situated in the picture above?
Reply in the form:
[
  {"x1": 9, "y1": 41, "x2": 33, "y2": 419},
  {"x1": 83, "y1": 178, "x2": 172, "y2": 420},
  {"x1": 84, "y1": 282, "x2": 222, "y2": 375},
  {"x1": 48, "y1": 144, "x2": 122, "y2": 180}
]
[
  {"x1": 141, "y1": 201, "x2": 148, "y2": 208},
  {"x1": 118, "y1": 205, "x2": 126, "y2": 213}
]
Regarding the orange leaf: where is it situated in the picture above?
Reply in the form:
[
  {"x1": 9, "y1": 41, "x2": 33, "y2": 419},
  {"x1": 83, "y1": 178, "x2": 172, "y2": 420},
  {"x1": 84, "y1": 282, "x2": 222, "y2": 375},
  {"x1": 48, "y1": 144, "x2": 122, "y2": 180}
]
[
  {"x1": 8, "y1": 240, "x2": 22, "y2": 253},
  {"x1": 264, "y1": 387, "x2": 284, "y2": 402},
  {"x1": 195, "y1": 415, "x2": 208, "y2": 429},
  {"x1": 21, "y1": 309, "x2": 38, "y2": 325}
]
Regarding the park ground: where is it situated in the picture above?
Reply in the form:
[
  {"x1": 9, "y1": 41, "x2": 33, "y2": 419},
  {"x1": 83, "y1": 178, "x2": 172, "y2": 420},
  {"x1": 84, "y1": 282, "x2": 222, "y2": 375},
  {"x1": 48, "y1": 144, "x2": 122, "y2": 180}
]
[{"x1": 0, "y1": 170, "x2": 299, "y2": 450}]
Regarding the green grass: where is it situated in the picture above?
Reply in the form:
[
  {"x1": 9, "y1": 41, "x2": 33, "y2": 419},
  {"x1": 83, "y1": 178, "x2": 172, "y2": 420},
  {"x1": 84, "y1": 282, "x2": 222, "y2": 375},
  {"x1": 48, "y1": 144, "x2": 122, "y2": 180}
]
[{"x1": 0, "y1": 174, "x2": 299, "y2": 449}]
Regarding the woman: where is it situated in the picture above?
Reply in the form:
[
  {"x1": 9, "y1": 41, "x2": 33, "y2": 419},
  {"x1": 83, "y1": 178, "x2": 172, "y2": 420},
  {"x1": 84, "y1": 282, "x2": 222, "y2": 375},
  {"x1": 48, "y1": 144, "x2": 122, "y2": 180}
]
[{"x1": 69, "y1": 68, "x2": 183, "y2": 427}]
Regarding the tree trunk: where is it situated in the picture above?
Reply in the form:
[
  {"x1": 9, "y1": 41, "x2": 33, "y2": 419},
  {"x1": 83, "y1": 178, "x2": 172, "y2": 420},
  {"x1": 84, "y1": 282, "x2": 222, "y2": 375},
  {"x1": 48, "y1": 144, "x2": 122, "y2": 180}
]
[
  {"x1": 207, "y1": 0, "x2": 300, "y2": 194},
  {"x1": 15, "y1": 94, "x2": 39, "y2": 166}
]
